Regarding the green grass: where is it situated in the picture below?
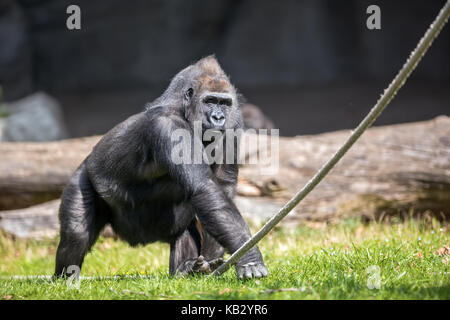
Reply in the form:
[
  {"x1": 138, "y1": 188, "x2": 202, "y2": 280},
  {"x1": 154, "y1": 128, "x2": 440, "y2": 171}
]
[{"x1": 0, "y1": 218, "x2": 448, "y2": 300}]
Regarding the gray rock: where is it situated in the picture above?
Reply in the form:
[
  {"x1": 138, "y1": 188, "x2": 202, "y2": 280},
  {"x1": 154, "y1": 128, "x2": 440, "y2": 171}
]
[
  {"x1": 1, "y1": 92, "x2": 68, "y2": 141},
  {"x1": 0, "y1": 118, "x2": 5, "y2": 141}
]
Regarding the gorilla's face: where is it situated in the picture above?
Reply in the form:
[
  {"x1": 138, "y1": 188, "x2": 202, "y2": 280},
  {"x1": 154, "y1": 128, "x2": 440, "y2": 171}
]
[
  {"x1": 179, "y1": 56, "x2": 243, "y2": 133},
  {"x1": 198, "y1": 90, "x2": 234, "y2": 131}
]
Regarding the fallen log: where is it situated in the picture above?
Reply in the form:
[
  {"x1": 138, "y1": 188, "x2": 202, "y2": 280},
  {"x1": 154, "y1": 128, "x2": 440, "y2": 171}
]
[
  {"x1": 0, "y1": 136, "x2": 100, "y2": 210},
  {"x1": 0, "y1": 116, "x2": 449, "y2": 238},
  {"x1": 240, "y1": 115, "x2": 450, "y2": 223}
]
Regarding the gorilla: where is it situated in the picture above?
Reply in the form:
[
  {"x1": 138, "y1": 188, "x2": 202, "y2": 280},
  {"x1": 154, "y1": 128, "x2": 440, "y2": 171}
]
[{"x1": 55, "y1": 56, "x2": 268, "y2": 279}]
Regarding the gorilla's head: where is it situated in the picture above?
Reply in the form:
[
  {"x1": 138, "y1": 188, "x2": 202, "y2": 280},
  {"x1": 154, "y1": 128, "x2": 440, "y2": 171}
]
[{"x1": 163, "y1": 56, "x2": 243, "y2": 132}]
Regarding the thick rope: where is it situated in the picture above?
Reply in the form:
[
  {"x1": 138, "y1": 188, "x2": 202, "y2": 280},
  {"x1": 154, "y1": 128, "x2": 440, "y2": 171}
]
[{"x1": 212, "y1": 1, "x2": 450, "y2": 277}]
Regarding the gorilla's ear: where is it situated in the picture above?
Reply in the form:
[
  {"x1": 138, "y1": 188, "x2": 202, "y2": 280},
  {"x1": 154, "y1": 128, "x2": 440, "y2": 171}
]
[
  {"x1": 183, "y1": 87, "x2": 194, "y2": 121},
  {"x1": 184, "y1": 87, "x2": 194, "y2": 101}
]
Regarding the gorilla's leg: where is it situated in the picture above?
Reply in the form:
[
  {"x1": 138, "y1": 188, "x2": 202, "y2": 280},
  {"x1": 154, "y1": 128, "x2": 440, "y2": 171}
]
[
  {"x1": 169, "y1": 219, "x2": 224, "y2": 276},
  {"x1": 54, "y1": 164, "x2": 107, "y2": 277}
]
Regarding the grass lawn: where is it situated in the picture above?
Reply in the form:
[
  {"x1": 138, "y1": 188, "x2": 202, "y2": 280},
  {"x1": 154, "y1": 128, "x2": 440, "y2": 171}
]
[{"x1": 0, "y1": 218, "x2": 448, "y2": 300}]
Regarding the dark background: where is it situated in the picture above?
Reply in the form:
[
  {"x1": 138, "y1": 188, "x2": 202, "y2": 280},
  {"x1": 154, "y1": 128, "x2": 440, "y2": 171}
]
[{"x1": 1, "y1": 0, "x2": 449, "y2": 137}]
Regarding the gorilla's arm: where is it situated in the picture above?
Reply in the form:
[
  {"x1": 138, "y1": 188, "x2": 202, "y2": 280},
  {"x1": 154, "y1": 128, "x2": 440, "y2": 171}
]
[{"x1": 151, "y1": 115, "x2": 267, "y2": 277}]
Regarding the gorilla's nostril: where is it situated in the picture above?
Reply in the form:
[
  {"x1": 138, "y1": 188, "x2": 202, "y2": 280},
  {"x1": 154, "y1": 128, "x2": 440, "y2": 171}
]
[{"x1": 210, "y1": 110, "x2": 225, "y2": 126}]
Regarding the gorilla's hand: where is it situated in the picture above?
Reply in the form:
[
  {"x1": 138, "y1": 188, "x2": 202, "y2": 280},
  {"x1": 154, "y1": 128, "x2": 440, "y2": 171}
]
[{"x1": 184, "y1": 256, "x2": 225, "y2": 275}]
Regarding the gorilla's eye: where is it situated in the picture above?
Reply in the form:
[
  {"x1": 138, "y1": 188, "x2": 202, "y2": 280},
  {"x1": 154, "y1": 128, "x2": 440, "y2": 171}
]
[{"x1": 185, "y1": 88, "x2": 194, "y2": 100}]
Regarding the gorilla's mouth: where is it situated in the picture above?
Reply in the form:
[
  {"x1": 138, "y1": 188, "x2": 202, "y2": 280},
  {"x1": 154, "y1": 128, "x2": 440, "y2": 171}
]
[{"x1": 203, "y1": 127, "x2": 225, "y2": 136}]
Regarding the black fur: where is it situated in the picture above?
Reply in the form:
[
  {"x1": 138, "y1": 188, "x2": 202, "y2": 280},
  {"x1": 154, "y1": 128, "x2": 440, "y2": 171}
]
[{"x1": 55, "y1": 56, "x2": 267, "y2": 279}]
